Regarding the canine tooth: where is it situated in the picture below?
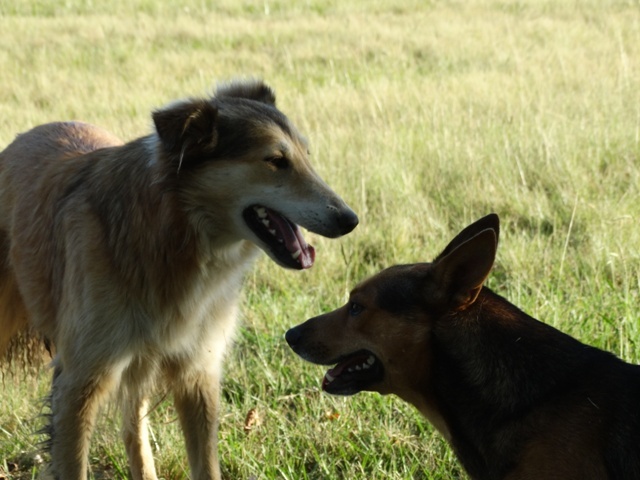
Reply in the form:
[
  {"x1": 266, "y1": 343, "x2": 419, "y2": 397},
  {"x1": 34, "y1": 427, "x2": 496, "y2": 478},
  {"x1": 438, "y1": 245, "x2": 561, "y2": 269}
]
[
  {"x1": 291, "y1": 249, "x2": 302, "y2": 260},
  {"x1": 261, "y1": 219, "x2": 270, "y2": 227},
  {"x1": 367, "y1": 356, "x2": 375, "y2": 365},
  {"x1": 256, "y1": 207, "x2": 267, "y2": 218},
  {"x1": 269, "y1": 229, "x2": 277, "y2": 236},
  {"x1": 326, "y1": 372, "x2": 335, "y2": 383}
]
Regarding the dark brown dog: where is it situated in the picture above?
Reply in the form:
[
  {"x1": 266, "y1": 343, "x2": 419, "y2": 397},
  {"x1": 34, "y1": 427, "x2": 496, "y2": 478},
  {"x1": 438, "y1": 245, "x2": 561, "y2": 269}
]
[{"x1": 286, "y1": 214, "x2": 640, "y2": 480}]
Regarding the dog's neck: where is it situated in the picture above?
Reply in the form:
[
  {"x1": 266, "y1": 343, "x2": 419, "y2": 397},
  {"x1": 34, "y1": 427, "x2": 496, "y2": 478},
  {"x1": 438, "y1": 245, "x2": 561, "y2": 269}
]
[
  {"x1": 88, "y1": 137, "x2": 260, "y2": 311},
  {"x1": 399, "y1": 389, "x2": 453, "y2": 442},
  {"x1": 424, "y1": 288, "x2": 600, "y2": 478}
]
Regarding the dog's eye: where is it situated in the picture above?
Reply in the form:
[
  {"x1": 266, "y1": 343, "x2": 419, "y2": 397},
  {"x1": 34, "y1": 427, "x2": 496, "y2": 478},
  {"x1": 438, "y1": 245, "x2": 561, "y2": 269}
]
[
  {"x1": 264, "y1": 156, "x2": 289, "y2": 170},
  {"x1": 349, "y1": 302, "x2": 363, "y2": 316}
]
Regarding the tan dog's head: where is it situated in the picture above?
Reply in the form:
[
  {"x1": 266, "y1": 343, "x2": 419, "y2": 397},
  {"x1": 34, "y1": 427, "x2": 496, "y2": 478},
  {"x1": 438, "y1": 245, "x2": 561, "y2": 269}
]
[
  {"x1": 286, "y1": 214, "x2": 499, "y2": 400},
  {"x1": 152, "y1": 79, "x2": 358, "y2": 270}
]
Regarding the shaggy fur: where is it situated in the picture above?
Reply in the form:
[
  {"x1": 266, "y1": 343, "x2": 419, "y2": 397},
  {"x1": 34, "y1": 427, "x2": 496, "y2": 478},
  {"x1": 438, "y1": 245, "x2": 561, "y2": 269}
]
[{"x1": 0, "y1": 79, "x2": 358, "y2": 480}]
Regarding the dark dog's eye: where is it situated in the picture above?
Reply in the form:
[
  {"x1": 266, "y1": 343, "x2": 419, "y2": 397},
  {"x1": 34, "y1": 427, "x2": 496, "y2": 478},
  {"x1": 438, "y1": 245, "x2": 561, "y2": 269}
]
[
  {"x1": 349, "y1": 302, "x2": 363, "y2": 316},
  {"x1": 264, "y1": 156, "x2": 289, "y2": 170}
]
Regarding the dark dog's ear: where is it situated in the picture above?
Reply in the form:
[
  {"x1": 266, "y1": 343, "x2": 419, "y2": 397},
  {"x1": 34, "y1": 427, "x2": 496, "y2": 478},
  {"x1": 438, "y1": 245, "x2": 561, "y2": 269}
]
[
  {"x1": 215, "y1": 79, "x2": 276, "y2": 105},
  {"x1": 152, "y1": 99, "x2": 218, "y2": 163},
  {"x1": 434, "y1": 213, "x2": 499, "y2": 262},
  {"x1": 431, "y1": 226, "x2": 497, "y2": 310}
]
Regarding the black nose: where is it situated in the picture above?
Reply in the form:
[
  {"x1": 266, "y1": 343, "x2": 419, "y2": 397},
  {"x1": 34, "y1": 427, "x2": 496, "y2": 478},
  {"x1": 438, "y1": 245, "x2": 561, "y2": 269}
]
[
  {"x1": 285, "y1": 327, "x2": 302, "y2": 347},
  {"x1": 338, "y1": 208, "x2": 359, "y2": 235}
]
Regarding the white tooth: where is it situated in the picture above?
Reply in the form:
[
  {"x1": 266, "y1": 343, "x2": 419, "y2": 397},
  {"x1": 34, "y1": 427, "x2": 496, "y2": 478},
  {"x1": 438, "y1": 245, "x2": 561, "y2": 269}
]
[
  {"x1": 367, "y1": 356, "x2": 375, "y2": 365},
  {"x1": 262, "y1": 219, "x2": 270, "y2": 227},
  {"x1": 291, "y1": 249, "x2": 302, "y2": 260},
  {"x1": 362, "y1": 363, "x2": 369, "y2": 370},
  {"x1": 355, "y1": 365, "x2": 361, "y2": 371},
  {"x1": 347, "y1": 368, "x2": 353, "y2": 373},
  {"x1": 269, "y1": 229, "x2": 277, "y2": 236},
  {"x1": 256, "y1": 207, "x2": 267, "y2": 218},
  {"x1": 325, "y1": 372, "x2": 335, "y2": 383}
]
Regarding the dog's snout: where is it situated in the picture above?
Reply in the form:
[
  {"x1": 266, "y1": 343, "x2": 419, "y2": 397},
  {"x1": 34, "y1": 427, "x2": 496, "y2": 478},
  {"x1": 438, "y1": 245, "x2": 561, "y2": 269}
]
[
  {"x1": 285, "y1": 326, "x2": 302, "y2": 347},
  {"x1": 337, "y1": 207, "x2": 359, "y2": 235}
]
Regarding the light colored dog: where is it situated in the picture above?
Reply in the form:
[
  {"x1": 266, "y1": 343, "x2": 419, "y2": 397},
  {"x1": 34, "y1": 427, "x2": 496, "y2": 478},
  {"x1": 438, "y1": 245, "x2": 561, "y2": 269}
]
[{"x1": 0, "y1": 79, "x2": 358, "y2": 480}]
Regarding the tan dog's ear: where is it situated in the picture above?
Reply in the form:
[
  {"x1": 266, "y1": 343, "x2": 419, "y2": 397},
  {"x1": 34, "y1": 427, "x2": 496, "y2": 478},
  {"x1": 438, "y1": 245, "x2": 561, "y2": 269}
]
[
  {"x1": 431, "y1": 218, "x2": 498, "y2": 310},
  {"x1": 215, "y1": 79, "x2": 276, "y2": 105},
  {"x1": 152, "y1": 99, "x2": 219, "y2": 165}
]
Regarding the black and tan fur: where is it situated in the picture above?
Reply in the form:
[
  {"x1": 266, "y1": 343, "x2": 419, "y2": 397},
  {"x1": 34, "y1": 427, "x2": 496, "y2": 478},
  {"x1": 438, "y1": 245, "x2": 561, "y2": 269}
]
[
  {"x1": 286, "y1": 214, "x2": 640, "y2": 479},
  {"x1": 0, "y1": 79, "x2": 358, "y2": 480}
]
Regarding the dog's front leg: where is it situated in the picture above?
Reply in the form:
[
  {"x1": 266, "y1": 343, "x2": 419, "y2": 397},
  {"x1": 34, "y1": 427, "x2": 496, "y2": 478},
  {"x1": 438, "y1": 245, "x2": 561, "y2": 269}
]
[{"x1": 173, "y1": 370, "x2": 222, "y2": 480}]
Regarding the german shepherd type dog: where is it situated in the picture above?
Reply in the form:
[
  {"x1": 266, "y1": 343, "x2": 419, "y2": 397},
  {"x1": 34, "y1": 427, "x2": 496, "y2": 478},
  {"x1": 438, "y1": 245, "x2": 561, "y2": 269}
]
[
  {"x1": 0, "y1": 80, "x2": 358, "y2": 480},
  {"x1": 287, "y1": 214, "x2": 640, "y2": 480}
]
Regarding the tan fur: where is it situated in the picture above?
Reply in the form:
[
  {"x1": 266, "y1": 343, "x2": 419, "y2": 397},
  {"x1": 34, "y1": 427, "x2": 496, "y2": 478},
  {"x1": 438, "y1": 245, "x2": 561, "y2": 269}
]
[{"x1": 0, "y1": 81, "x2": 358, "y2": 480}]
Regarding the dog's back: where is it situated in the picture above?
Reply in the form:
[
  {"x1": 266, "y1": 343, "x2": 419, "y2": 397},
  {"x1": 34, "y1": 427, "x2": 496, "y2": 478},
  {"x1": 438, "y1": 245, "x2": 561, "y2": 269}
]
[{"x1": 0, "y1": 122, "x2": 122, "y2": 228}]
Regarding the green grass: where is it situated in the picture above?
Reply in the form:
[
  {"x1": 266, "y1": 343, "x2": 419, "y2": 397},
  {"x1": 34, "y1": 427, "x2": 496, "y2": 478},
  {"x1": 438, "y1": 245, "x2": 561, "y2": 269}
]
[{"x1": 1, "y1": 0, "x2": 640, "y2": 478}]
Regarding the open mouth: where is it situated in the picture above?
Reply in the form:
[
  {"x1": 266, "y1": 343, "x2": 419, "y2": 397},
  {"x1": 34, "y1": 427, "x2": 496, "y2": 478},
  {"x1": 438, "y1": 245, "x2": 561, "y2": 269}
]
[
  {"x1": 322, "y1": 350, "x2": 384, "y2": 396},
  {"x1": 243, "y1": 205, "x2": 315, "y2": 270}
]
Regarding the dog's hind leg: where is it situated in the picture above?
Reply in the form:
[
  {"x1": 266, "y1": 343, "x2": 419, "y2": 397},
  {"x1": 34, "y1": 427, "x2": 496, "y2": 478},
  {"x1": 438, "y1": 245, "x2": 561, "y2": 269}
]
[
  {"x1": 120, "y1": 359, "x2": 159, "y2": 480},
  {"x1": 122, "y1": 395, "x2": 159, "y2": 480},
  {"x1": 172, "y1": 368, "x2": 222, "y2": 480},
  {"x1": 47, "y1": 358, "x2": 123, "y2": 480},
  {"x1": 0, "y1": 232, "x2": 32, "y2": 361}
]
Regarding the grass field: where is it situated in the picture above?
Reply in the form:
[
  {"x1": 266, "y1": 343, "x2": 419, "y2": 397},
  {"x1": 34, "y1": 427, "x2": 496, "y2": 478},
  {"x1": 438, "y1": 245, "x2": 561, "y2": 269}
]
[{"x1": 1, "y1": 0, "x2": 640, "y2": 478}]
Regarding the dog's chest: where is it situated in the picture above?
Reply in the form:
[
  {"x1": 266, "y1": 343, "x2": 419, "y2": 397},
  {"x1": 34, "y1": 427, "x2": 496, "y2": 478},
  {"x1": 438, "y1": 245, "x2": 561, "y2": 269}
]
[{"x1": 151, "y1": 251, "x2": 254, "y2": 357}]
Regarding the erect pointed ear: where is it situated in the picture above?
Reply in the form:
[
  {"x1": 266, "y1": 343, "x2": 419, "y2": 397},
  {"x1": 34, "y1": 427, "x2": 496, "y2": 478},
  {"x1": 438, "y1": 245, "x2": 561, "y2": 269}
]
[
  {"x1": 214, "y1": 79, "x2": 276, "y2": 105},
  {"x1": 434, "y1": 213, "x2": 500, "y2": 262},
  {"x1": 431, "y1": 225, "x2": 498, "y2": 310},
  {"x1": 152, "y1": 98, "x2": 218, "y2": 162}
]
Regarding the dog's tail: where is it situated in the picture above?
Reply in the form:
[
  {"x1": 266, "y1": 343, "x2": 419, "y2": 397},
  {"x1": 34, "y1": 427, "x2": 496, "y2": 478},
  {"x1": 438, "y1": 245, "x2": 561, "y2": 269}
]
[{"x1": 0, "y1": 230, "x2": 49, "y2": 368}]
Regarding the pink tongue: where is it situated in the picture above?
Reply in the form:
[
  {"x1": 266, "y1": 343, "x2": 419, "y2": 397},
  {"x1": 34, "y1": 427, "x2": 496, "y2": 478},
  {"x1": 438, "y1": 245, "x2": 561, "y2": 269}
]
[
  {"x1": 323, "y1": 355, "x2": 369, "y2": 386},
  {"x1": 266, "y1": 210, "x2": 315, "y2": 268},
  {"x1": 326, "y1": 363, "x2": 348, "y2": 379}
]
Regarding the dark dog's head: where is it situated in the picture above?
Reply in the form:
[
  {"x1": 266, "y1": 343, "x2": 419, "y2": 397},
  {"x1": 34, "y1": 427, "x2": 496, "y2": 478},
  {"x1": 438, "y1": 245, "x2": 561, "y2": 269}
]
[
  {"x1": 152, "y1": 79, "x2": 358, "y2": 270},
  {"x1": 286, "y1": 214, "x2": 499, "y2": 400}
]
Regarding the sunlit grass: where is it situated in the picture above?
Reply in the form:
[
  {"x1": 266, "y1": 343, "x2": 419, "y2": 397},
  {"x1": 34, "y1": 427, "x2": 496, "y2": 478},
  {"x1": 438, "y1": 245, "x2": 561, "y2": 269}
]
[{"x1": 1, "y1": 0, "x2": 640, "y2": 478}]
